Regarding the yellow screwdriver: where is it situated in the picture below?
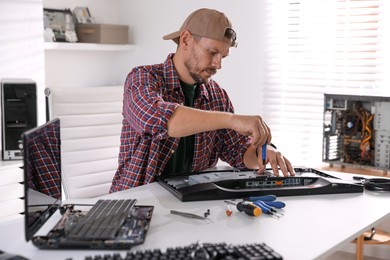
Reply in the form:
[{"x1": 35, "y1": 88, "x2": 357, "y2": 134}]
[{"x1": 224, "y1": 200, "x2": 262, "y2": 217}]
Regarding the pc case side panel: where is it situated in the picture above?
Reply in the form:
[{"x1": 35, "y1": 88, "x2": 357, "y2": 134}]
[
  {"x1": 323, "y1": 95, "x2": 343, "y2": 162},
  {"x1": 374, "y1": 102, "x2": 390, "y2": 169}
]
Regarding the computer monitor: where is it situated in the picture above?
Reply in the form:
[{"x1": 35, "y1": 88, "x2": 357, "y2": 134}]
[{"x1": 21, "y1": 118, "x2": 61, "y2": 241}]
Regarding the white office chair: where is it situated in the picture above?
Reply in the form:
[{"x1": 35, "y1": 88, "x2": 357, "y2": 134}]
[{"x1": 45, "y1": 86, "x2": 123, "y2": 199}]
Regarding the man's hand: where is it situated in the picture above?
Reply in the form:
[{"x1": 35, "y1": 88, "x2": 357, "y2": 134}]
[
  {"x1": 257, "y1": 145, "x2": 295, "y2": 176},
  {"x1": 229, "y1": 114, "x2": 271, "y2": 147},
  {"x1": 168, "y1": 107, "x2": 272, "y2": 146}
]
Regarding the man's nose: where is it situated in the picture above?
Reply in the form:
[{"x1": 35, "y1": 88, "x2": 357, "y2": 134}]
[{"x1": 212, "y1": 55, "x2": 222, "y2": 69}]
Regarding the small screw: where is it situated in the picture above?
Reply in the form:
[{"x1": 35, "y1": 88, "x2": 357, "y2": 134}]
[{"x1": 225, "y1": 204, "x2": 233, "y2": 216}]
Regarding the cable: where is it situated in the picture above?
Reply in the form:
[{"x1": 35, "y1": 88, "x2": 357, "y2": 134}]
[{"x1": 362, "y1": 178, "x2": 390, "y2": 192}]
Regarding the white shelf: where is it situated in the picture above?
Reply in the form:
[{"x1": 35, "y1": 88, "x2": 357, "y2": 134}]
[{"x1": 44, "y1": 42, "x2": 135, "y2": 52}]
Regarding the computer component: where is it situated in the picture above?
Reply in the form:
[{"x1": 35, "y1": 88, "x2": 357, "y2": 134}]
[
  {"x1": 30, "y1": 200, "x2": 153, "y2": 249},
  {"x1": 157, "y1": 168, "x2": 363, "y2": 202},
  {"x1": 22, "y1": 118, "x2": 154, "y2": 249},
  {"x1": 72, "y1": 241, "x2": 283, "y2": 260},
  {"x1": 1, "y1": 78, "x2": 37, "y2": 160},
  {"x1": 323, "y1": 94, "x2": 390, "y2": 171}
]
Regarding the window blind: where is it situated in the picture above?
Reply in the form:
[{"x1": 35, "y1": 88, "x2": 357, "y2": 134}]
[{"x1": 263, "y1": 0, "x2": 386, "y2": 166}]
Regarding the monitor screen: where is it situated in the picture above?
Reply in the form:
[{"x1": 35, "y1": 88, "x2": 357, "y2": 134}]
[{"x1": 22, "y1": 118, "x2": 61, "y2": 241}]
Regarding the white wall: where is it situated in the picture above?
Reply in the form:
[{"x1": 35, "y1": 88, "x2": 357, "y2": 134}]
[
  {"x1": 0, "y1": 0, "x2": 45, "y2": 125},
  {"x1": 117, "y1": 0, "x2": 266, "y2": 115},
  {"x1": 43, "y1": 0, "x2": 126, "y2": 88},
  {"x1": 0, "y1": 0, "x2": 265, "y2": 153},
  {"x1": 43, "y1": 0, "x2": 265, "y2": 116},
  {"x1": 0, "y1": 0, "x2": 46, "y2": 158}
]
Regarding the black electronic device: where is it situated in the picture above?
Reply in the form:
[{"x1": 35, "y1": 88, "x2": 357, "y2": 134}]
[
  {"x1": 157, "y1": 168, "x2": 363, "y2": 202},
  {"x1": 1, "y1": 78, "x2": 37, "y2": 160},
  {"x1": 74, "y1": 241, "x2": 283, "y2": 260},
  {"x1": 22, "y1": 118, "x2": 154, "y2": 249}
]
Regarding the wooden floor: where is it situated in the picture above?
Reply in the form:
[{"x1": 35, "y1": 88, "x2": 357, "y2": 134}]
[{"x1": 324, "y1": 251, "x2": 388, "y2": 260}]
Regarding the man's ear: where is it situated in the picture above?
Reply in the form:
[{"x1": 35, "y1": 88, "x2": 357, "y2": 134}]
[{"x1": 179, "y1": 30, "x2": 192, "y2": 48}]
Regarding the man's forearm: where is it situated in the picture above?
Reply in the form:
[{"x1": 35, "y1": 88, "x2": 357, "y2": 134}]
[
  {"x1": 168, "y1": 105, "x2": 271, "y2": 148},
  {"x1": 167, "y1": 105, "x2": 233, "y2": 137}
]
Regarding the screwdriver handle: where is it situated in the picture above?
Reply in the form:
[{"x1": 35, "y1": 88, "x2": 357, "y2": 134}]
[
  {"x1": 248, "y1": 195, "x2": 276, "y2": 202},
  {"x1": 237, "y1": 202, "x2": 262, "y2": 217},
  {"x1": 263, "y1": 201, "x2": 285, "y2": 209},
  {"x1": 252, "y1": 201, "x2": 272, "y2": 214}
]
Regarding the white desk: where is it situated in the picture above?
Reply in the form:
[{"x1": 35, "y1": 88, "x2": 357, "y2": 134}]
[{"x1": 1, "y1": 171, "x2": 389, "y2": 260}]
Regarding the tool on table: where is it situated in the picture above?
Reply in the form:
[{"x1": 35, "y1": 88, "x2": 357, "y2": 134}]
[
  {"x1": 262, "y1": 200, "x2": 285, "y2": 209},
  {"x1": 204, "y1": 209, "x2": 211, "y2": 217},
  {"x1": 247, "y1": 194, "x2": 285, "y2": 209},
  {"x1": 224, "y1": 201, "x2": 261, "y2": 217},
  {"x1": 252, "y1": 201, "x2": 282, "y2": 218},
  {"x1": 247, "y1": 194, "x2": 277, "y2": 202},
  {"x1": 246, "y1": 194, "x2": 285, "y2": 217},
  {"x1": 170, "y1": 210, "x2": 212, "y2": 222},
  {"x1": 225, "y1": 204, "x2": 233, "y2": 216}
]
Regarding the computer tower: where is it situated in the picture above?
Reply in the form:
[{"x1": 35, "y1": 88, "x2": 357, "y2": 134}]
[
  {"x1": 323, "y1": 94, "x2": 390, "y2": 171},
  {"x1": 1, "y1": 79, "x2": 37, "y2": 160}
]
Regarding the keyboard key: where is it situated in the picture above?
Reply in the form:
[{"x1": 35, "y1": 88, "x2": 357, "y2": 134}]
[{"x1": 79, "y1": 241, "x2": 283, "y2": 260}]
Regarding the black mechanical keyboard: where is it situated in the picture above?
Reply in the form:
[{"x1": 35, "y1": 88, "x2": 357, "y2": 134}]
[{"x1": 77, "y1": 241, "x2": 283, "y2": 259}]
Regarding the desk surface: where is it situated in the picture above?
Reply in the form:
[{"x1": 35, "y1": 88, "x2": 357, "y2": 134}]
[{"x1": 1, "y1": 170, "x2": 390, "y2": 260}]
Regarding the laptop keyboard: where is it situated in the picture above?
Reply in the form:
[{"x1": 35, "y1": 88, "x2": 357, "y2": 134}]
[
  {"x1": 78, "y1": 241, "x2": 283, "y2": 259},
  {"x1": 67, "y1": 199, "x2": 137, "y2": 240}
]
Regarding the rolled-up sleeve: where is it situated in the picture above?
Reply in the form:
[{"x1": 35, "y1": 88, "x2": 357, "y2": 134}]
[{"x1": 123, "y1": 67, "x2": 180, "y2": 140}]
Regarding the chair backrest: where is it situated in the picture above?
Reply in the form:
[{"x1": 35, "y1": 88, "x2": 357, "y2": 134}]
[{"x1": 45, "y1": 86, "x2": 123, "y2": 199}]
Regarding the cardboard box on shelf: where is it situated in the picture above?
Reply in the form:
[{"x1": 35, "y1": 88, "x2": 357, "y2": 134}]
[{"x1": 76, "y1": 24, "x2": 129, "y2": 44}]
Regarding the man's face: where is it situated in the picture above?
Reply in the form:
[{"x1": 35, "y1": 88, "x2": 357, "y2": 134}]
[{"x1": 184, "y1": 36, "x2": 230, "y2": 84}]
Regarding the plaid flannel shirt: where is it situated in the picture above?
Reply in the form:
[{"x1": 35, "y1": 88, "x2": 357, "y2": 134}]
[{"x1": 110, "y1": 54, "x2": 252, "y2": 192}]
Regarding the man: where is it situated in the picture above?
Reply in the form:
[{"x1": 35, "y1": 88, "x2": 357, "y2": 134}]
[{"x1": 110, "y1": 8, "x2": 294, "y2": 193}]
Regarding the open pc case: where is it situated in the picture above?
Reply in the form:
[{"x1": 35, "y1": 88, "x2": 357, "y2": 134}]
[{"x1": 322, "y1": 94, "x2": 390, "y2": 172}]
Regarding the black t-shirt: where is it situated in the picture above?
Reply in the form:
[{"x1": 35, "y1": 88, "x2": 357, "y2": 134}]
[{"x1": 163, "y1": 81, "x2": 198, "y2": 175}]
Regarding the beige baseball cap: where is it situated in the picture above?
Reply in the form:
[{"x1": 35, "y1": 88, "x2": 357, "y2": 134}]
[{"x1": 163, "y1": 8, "x2": 237, "y2": 47}]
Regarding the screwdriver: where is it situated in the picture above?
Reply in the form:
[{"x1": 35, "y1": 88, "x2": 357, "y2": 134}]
[
  {"x1": 247, "y1": 195, "x2": 277, "y2": 202},
  {"x1": 252, "y1": 201, "x2": 282, "y2": 218},
  {"x1": 262, "y1": 200, "x2": 285, "y2": 209},
  {"x1": 253, "y1": 200, "x2": 284, "y2": 217},
  {"x1": 224, "y1": 201, "x2": 262, "y2": 217}
]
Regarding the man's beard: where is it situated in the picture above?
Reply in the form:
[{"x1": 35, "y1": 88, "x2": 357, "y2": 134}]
[
  {"x1": 184, "y1": 56, "x2": 216, "y2": 85},
  {"x1": 189, "y1": 70, "x2": 207, "y2": 85}
]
